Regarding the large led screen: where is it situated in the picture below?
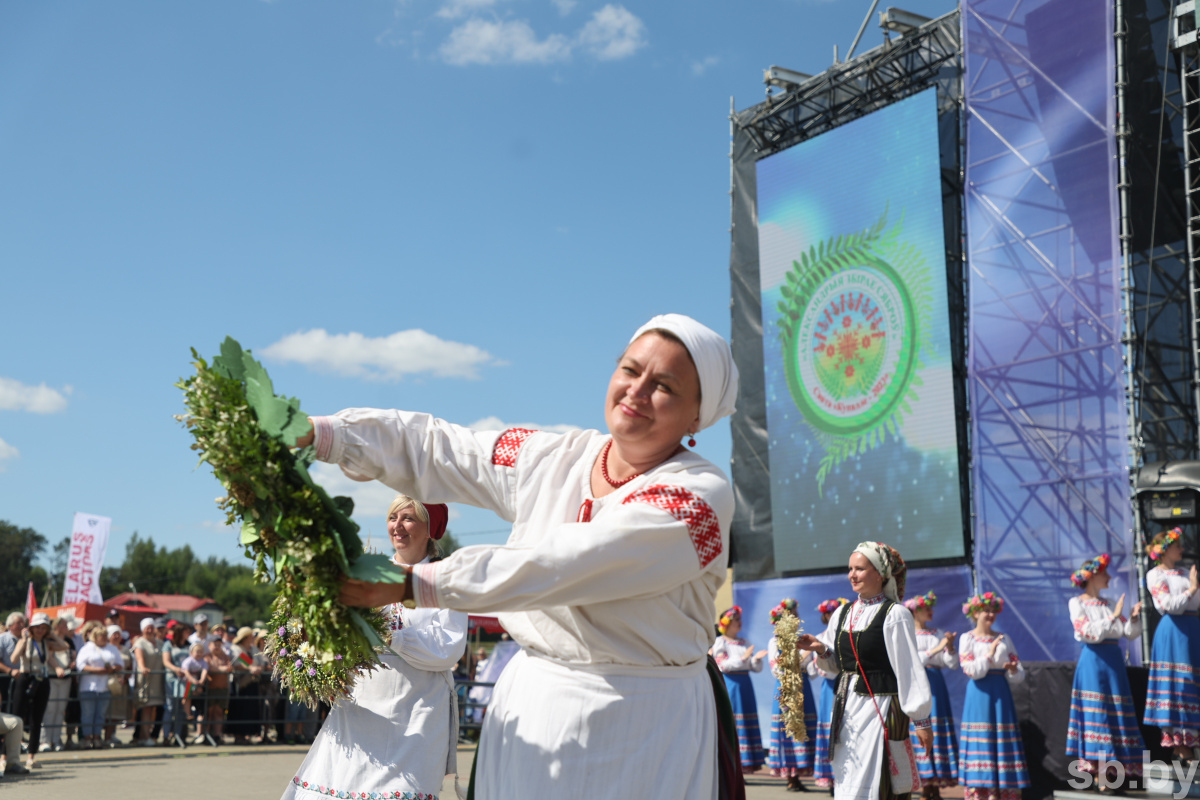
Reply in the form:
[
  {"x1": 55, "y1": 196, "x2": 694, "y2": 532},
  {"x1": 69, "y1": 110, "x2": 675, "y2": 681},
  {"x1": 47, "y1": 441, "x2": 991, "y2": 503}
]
[{"x1": 757, "y1": 88, "x2": 965, "y2": 573}]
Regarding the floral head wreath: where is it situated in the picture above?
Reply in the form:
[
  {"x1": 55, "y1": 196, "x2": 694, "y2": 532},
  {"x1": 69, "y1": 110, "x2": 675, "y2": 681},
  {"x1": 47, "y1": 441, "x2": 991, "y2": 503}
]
[
  {"x1": 817, "y1": 598, "x2": 850, "y2": 615},
  {"x1": 1147, "y1": 528, "x2": 1183, "y2": 562},
  {"x1": 904, "y1": 591, "x2": 937, "y2": 612},
  {"x1": 1070, "y1": 553, "x2": 1111, "y2": 588},
  {"x1": 770, "y1": 598, "x2": 798, "y2": 625},
  {"x1": 962, "y1": 592, "x2": 1004, "y2": 618},
  {"x1": 718, "y1": 606, "x2": 742, "y2": 635}
]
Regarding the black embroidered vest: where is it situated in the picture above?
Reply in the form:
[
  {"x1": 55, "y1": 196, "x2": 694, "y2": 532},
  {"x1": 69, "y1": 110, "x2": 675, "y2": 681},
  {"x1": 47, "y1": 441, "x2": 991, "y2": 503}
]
[{"x1": 835, "y1": 598, "x2": 898, "y2": 696}]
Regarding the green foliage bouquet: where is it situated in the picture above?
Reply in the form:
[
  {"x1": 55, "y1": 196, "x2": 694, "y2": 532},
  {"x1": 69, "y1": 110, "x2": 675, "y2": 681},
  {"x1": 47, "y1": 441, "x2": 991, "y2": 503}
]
[{"x1": 176, "y1": 338, "x2": 402, "y2": 708}]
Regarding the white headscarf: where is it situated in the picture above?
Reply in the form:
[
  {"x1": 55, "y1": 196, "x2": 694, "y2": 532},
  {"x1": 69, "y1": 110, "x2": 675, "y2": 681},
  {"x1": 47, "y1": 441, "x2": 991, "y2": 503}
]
[
  {"x1": 629, "y1": 314, "x2": 739, "y2": 432},
  {"x1": 852, "y1": 541, "x2": 906, "y2": 603}
]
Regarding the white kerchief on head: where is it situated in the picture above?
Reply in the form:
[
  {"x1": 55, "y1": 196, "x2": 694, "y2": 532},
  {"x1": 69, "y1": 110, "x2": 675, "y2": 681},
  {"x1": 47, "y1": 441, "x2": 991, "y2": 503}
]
[
  {"x1": 630, "y1": 313, "x2": 739, "y2": 432},
  {"x1": 853, "y1": 541, "x2": 899, "y2": 602}
]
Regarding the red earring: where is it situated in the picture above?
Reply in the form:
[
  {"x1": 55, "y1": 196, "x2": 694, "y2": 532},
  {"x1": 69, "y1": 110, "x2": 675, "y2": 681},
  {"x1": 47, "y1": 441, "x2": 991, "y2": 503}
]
[{"x1": 687, "y1": 434, "x2": 697, "y2": 448}]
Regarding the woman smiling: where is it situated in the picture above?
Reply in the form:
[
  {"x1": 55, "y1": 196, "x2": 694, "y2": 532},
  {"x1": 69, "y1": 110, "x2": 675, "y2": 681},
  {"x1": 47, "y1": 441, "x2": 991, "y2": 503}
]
[{"x1": 297, "y1": 313, "x2": 738, "y2": 799}]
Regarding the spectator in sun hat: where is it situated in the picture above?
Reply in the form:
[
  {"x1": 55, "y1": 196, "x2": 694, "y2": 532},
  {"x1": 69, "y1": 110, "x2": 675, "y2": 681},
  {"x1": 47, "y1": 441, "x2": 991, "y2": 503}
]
[
  {"x1": 13, "y1": 612, "x2": 69, "y2": 768},
  {"x1": 227, "y1": 627, "x2": 265, "y2": 745}
]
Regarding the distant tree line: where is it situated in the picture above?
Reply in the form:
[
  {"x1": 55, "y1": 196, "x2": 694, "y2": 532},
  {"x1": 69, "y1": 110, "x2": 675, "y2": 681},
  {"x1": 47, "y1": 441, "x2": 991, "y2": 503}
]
[{"x1": 1, "y1": 519, "x2": 461, "y2": 625}]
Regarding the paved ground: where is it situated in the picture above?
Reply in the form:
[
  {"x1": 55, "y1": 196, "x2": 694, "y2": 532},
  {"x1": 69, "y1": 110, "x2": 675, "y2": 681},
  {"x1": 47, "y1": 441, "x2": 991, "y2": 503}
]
[
  {"x1": 1, "y1": 740, "x2": 877, "y2": 798},
  {"x1": 3, "y1": 726, "x2": 973, "y2": 799}
]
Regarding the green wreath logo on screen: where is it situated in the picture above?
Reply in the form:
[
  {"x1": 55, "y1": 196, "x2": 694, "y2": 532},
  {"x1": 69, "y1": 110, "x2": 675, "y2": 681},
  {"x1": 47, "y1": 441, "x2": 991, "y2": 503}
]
[{"x1": 775, "y1": 209, "x2": 933, "y2": 494}]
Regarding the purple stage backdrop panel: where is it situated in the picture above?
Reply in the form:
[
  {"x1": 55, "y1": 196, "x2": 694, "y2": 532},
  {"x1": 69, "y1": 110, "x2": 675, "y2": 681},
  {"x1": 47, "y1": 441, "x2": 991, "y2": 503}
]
[
  {"x1": 732, "y1": 564, "x2": 974, "y2": 751},
  {"x1": 964, "y1": 0, "x2": 1132, "y2": 663}
]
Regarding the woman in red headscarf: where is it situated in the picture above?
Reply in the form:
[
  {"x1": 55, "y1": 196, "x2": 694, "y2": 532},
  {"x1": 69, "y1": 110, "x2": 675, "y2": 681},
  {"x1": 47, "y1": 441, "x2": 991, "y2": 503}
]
[{"x1": 281, "y1": 496, "x2": 468, "y2": 800}]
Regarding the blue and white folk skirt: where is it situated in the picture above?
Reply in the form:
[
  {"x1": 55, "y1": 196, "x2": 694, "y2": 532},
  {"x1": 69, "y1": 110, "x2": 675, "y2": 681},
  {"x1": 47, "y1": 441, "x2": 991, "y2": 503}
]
[
  {"x1": 910, "y1": 666, "x2": 958, "y2": 786},
  {"x1": 959, "y1": 671, "x2": 1029, "y2": 789},
  {"x1": 767, "y1": 672, "x2": 816, "y2": 777},
  {"x1": 814, "y1": 676, "x2": 837, "y2": 788},
  {"x1": 1067, "y1": 641, "x2": 1145, "y2": 772},
  {"x1": 1144, "y1": 613, "x2": 1200, "y2": 748},
  {"x1": 724, "y1": 671, "x2": 765, "y2": 771}
]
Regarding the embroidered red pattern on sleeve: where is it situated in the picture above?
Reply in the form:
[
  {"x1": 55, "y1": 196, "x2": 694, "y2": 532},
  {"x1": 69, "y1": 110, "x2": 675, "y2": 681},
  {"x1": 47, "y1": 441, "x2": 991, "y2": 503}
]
[
  {"x1": 492, "y1": 428, "x2": 536, "y2": 467},
  {"x1": 622, "y1": 484, "x2": 722, "y2": 567}
]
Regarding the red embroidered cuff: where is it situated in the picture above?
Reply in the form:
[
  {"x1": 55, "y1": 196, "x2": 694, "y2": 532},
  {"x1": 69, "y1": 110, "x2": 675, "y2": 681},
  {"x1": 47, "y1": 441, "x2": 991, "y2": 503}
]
[
  {"x1": 411, "y1": 563, "x2": 439, "y2": 608},
  {"x1": 913, "y1": 718, "x2": 932, "y2": 730},
  {"x1": 312, "y1": 416, "x2": 335, "y2": 462}
]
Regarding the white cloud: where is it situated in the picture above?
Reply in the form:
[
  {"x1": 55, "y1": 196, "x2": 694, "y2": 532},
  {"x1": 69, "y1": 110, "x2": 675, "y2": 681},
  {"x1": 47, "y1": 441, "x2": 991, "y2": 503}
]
[
  {"x1": 439, "y1": 4, "x2": 645, "y2": 66},
  {"x1": 0, "y1": 436, "x2": 18, "y2": 468},
  {"x1": 261, "y1": 328, "x2": 495, "y2": 381},
  {"x1": 199, "y1": 519, "x2": 236, "y2": 533},
  {"x1": 437, "y1": 0, "x2": 503, "y2": 20},
  {"x1": 551, "y1": 0, "x2": 577, "y2": 15},
  {"x1": 577, "y1": 5, "x2": 646, "y2": 60},
  {"x1": 691, "y1": 55, "x2": 719, "y2": 76},
  {"x1": 309, "y1": 462, "x2": 412, "y2": 524},
  {"x1": 440, "y1": 18, "x2": 572, "y2": 65},
  {"x1": 468, "y1": 415, "x2": 582, "y2": 435},
  {"x1": 0, "y1": 377, "x2": 71, "y2": 413}
]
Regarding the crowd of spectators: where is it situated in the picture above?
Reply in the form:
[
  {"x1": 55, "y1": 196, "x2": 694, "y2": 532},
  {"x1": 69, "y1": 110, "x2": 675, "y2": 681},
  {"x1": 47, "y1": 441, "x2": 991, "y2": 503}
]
[
  {"x1": 0, "y1": 610, "x2": 328, "y2": 776},
  {"x1": 0, "y1": 608, "x2": 509, "y2": 778}
]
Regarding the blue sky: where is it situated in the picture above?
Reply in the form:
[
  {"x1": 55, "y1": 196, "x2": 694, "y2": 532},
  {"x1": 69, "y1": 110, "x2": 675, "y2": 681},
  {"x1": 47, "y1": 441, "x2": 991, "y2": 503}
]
[{"x1": 1, "y1": 0, "x2": 955, "y2": 579}]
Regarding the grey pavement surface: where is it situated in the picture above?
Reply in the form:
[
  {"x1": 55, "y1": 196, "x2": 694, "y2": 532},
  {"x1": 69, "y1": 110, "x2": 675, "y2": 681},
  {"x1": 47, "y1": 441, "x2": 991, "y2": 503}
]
[{"x1": 1, "y1": 741, "x2": 811, "y2": 798}]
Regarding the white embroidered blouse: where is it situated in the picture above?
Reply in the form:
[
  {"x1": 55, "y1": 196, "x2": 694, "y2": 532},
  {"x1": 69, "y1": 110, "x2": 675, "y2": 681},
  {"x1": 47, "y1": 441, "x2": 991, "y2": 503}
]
[
  {"x1": 1068, "y1": 595, "x2": 1141, "y2": 643},
  {"x1": 1147, "y1": 565, "x2": 1200, "y2": 615},
  {"x1": 959, "y1": 630, "x2": 1024, "y2": 684}
]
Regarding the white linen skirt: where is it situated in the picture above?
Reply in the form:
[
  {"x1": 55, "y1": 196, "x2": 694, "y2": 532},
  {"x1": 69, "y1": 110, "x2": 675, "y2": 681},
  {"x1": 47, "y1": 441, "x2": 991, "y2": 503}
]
[{"x1": 475, "y1": 649, "x2": 717, "y2": 800}]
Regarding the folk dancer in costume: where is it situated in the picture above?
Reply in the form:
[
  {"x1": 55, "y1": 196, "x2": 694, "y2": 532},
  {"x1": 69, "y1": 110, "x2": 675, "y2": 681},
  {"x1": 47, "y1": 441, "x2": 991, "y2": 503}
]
[
  {"x1": 903, "y1": 592, "x2": 958, "y2": 800},
  {"x1": 767, "y1": 598, "x2": 817, "y2": 792},
  {"x1": 304, "y1": 314, "x2": 739, "y2": 800},
  {"x1": 1143, "y1": 528, "x2": 1200, "y2": 762},
  {"x1": 713, "y1": 606, "x2": 767, "y2": 773},
  {"x1": 798, "y1": 543, "x2": 933, "y2": 800},
  {"x1": 282, "y1": 498, "x2": 467, "y2": 800},
  {"x1": 808, "y1": 598, "x2": 849, "y2": 791},
  {"x1": 958, "y1": 593, "x2": 1029, "y2": 800},
  {"x1": 1065, "y1": 553, "x2": 1144, "y2": 785}
]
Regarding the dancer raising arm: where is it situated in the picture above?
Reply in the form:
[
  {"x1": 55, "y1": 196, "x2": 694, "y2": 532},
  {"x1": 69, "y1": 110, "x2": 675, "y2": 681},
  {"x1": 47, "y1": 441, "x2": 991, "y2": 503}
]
[{"x1": 297, "y1": 314, "x2": 738, "y2": 800}]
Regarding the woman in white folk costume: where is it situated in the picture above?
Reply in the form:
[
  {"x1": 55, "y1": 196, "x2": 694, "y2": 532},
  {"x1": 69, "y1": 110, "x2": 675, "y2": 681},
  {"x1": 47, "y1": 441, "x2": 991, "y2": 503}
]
[
  {"x1": 797, "y1": 543, "x2": 933, "y2": 800},
  {"x1": 712, "y1": 605, "x2": 767, "y2": 773},
  {"x1": 903, "y1": 592, "x2": 958, "y2": 799},
  {"x1": 282, "y1": 497, "x2": 467, "y2": 800},
  {"x1": 1142, "y1": 528, "x2": 1200, "y2": 761},
  {"x1": 1064, "y1": 553, "x2": 1145, "y2": 783},
  {"x1": 767, "y1": 598, "x2": 817, "y2": 792},
  {"x1": 957, "y1": 593, "x2": 1029, "y2": 800},
  {"x1": 809, "y1": 598, "x2": 849, "y2": 791},
  {"x1": 299, "y1": 314, "x2": 738, "y2": 800}
]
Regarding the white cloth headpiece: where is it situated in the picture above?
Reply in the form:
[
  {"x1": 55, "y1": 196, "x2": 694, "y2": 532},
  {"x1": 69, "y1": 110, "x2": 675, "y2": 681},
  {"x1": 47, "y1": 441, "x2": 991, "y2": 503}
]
[
  {"x1": 853, "y1": 541, "x2": 901, "y2": 603},
  {"x1": 630, "y1": 313, "x2": 739, "y2": 433}
]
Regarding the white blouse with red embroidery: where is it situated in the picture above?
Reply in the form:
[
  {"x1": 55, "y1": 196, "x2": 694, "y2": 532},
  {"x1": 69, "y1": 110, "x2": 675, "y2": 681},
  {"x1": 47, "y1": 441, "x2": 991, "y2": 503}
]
[
  {"x1": 959, "y1": 630, "x2": 1024, "y2": 684},
  {"x1": 914, "y1": 627, "x2": 959, "y2": 670},
  {"x1": 714, "y1": 635, "x2": 764, "y2": 674},
  {"x1": 310, "y1": 408, "x2": 733, "y2": 669},
  {"x1": 1147, "y1": 566, "x2": 1200, "y2": 616},
  {"x1": 1068, "y1": 595, "x2": 1141, "y2": 643}
]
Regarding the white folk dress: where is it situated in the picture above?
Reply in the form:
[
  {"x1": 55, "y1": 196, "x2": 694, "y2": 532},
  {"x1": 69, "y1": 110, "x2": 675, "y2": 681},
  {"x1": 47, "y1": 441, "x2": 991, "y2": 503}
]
[
  {"x1": 812, "y1": 597, "x2": 932, "y2": 800},
  {"x1": 311, "y1": 410, "x2": 734, "y2": 800},
  {"x1": 282, "y1": 563, "x2": 468, "y2": 800}
]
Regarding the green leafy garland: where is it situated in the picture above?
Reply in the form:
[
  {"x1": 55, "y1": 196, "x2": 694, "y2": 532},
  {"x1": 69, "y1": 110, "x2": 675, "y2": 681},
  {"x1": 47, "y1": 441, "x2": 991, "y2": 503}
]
[{"x1": 175, "y1": 337, "x2": 402, "y2": 708}]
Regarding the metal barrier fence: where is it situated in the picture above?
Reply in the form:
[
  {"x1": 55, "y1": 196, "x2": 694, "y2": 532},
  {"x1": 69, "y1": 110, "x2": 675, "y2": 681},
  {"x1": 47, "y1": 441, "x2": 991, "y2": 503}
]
[{"x1": 0, "y1": 668, "x2": 495, "y2": 748}]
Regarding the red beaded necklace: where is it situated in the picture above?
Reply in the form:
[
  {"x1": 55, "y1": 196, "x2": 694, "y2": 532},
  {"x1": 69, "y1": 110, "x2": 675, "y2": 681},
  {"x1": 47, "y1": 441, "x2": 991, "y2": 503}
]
[{"x1": 600, "y1": 440, "x2": 641, "y2": 488}]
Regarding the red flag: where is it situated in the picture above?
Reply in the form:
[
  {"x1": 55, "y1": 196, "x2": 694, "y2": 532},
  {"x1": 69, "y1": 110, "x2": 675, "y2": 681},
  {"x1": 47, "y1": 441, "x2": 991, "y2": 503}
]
[{"x1": 25, "y1": 582, "x2": 35, "y2": 620}]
